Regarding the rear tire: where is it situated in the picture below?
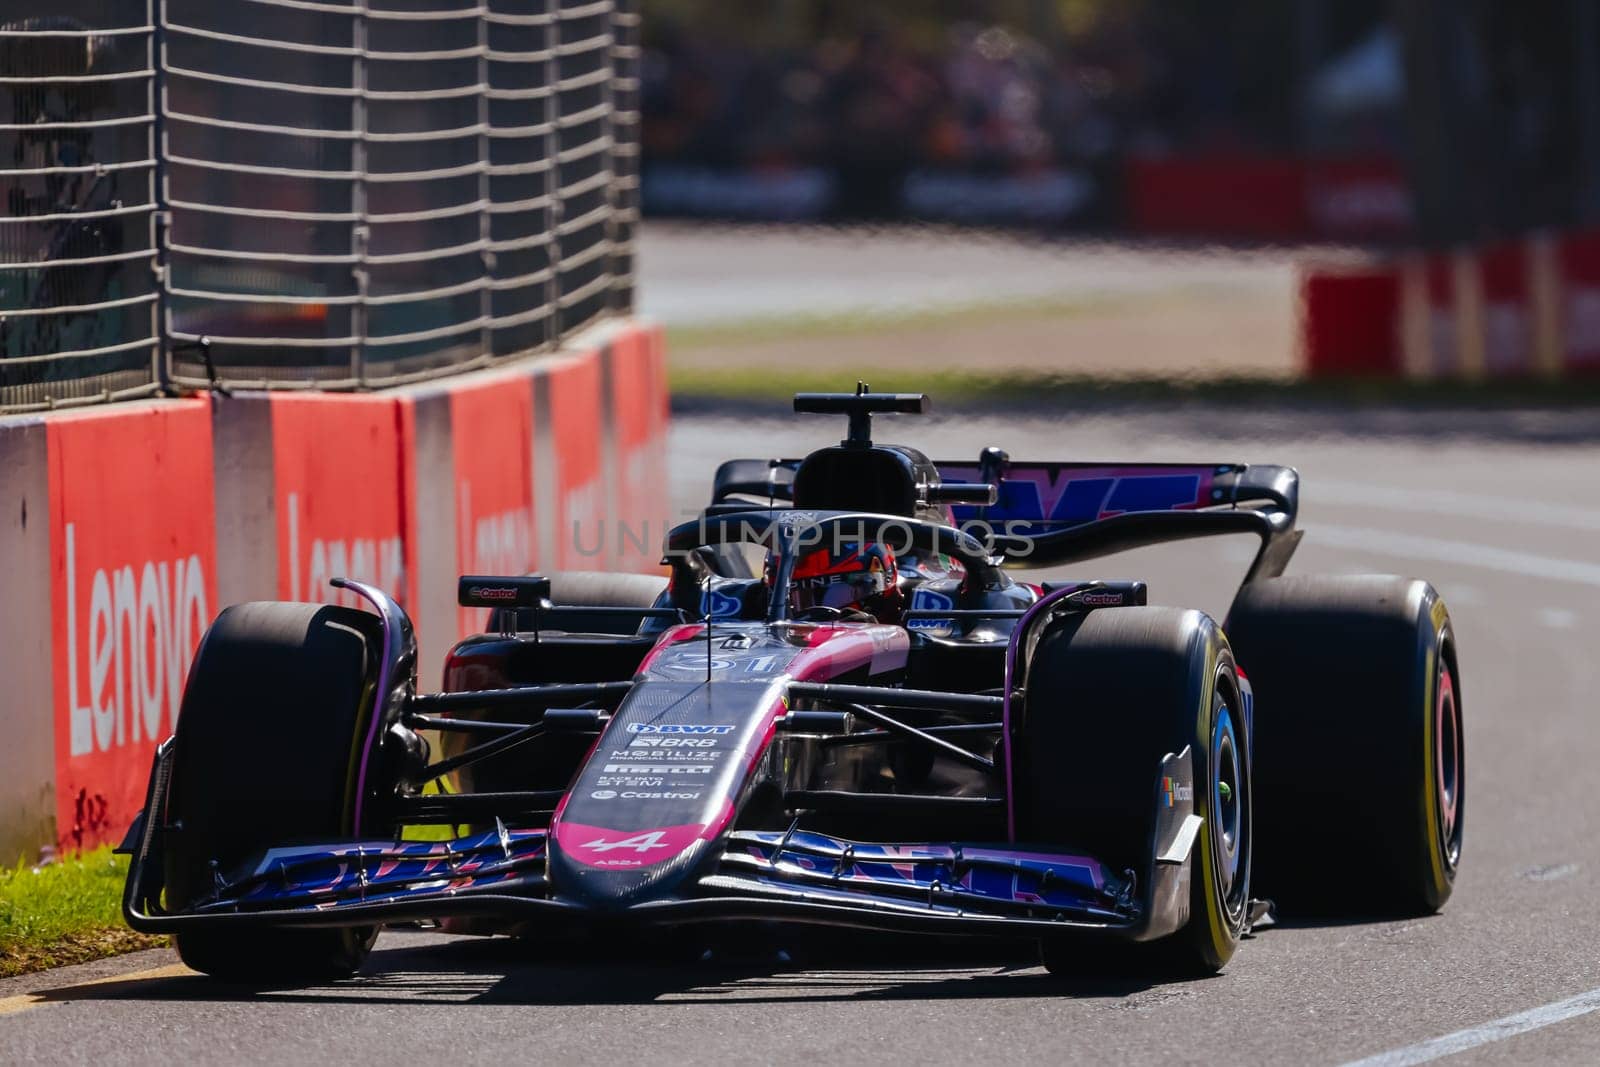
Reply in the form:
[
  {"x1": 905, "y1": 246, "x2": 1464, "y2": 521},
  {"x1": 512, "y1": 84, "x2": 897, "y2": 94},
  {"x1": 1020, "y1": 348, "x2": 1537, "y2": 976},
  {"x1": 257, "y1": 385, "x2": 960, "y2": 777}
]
[
  {"x1": 165, "y1": 602, "x2": 384, "y2": 982},
  {"x1": 1226, "y1": 575, "x2": 1461, "y2": 916},
  {"x1": 1018, "y1": 607, "x2": 1251, "y2": 976}
]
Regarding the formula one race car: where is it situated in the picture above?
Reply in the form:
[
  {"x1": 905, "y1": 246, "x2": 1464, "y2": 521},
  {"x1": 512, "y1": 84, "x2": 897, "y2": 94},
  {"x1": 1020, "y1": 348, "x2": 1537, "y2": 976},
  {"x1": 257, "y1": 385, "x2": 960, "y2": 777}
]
[{"x1": 122, "y1": 388, "x2": 1464, "y2": 981}]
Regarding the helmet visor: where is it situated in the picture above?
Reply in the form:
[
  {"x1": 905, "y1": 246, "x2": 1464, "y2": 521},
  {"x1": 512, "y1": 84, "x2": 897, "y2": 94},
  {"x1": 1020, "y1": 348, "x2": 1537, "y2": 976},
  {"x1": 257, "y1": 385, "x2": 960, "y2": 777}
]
[{"x1": 791, "y1": 569, "x2": 889, "y2": 613}]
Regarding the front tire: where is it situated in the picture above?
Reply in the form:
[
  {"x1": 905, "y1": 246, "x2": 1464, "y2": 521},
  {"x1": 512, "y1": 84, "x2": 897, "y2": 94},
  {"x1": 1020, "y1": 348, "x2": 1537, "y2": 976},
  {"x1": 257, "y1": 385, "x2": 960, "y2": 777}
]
[
  {"x1": 164, "y1": 602, "x2": 384, "y2": 982},
  {"x1": 1018, "y1": 607, "x2": 1251, "y2": 975},
  {"x1": 1227, "y1": 575, "x2": 1462, "y2": 916}
]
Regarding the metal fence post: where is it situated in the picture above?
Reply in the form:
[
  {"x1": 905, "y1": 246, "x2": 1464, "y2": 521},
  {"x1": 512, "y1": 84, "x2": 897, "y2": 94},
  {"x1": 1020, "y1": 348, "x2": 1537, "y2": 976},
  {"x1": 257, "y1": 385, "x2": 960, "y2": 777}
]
[
  {"x1": 149, "y1": 0, "x2": 169, "y2": 394},
  {"x1": 351, "y1": 2, "x2": 369, "y2": 386},
  {"x1": 546, "y1": 0, "x2": 562, "y2": 350},
  {"x1": 476, "y1": 5, "x2": 493, "y2": 362}
]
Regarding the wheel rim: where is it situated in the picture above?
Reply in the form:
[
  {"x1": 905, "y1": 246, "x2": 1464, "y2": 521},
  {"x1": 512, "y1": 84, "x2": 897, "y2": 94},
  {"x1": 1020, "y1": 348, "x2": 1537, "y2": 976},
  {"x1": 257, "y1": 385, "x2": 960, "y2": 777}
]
[
  {"x1": 1211, "y1": 703, "x2": 1248, "y2": 918},
  {"x1": 1435, "y1": 661, "x2": 1463, "y2": 869}
]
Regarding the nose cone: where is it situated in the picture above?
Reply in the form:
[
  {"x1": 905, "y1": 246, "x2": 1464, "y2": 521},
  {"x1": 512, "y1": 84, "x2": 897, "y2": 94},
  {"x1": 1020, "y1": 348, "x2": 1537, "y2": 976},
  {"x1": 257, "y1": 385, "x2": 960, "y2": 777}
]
[{"x1": 548, "y1": 819, "x2": 712, "y2": 907}]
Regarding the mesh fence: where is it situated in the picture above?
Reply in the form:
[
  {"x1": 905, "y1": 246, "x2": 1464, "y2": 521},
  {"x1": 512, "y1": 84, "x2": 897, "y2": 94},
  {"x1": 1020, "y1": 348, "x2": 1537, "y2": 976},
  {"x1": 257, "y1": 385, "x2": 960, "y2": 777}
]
[
  {"x1": 0, "y1": 5, "x2": 161, "y2": 411},
  {"x1": 0, "y1": 0, "x2": 637, "y2": 410}
]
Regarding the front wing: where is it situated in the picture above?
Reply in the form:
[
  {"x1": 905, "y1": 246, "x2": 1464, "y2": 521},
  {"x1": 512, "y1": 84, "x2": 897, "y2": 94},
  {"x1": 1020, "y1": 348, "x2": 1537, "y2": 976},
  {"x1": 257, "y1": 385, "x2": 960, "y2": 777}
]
[{"x1": 123, "y1": 746, "x2": 1183, "y2": 943}]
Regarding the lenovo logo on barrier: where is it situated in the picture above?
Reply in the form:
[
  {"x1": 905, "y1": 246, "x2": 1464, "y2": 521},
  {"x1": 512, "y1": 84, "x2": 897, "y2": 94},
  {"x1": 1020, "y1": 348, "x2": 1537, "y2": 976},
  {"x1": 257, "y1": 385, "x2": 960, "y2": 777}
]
[
  {"x1": 285, "y1": 492, "x2": 404, "y2": 607},
  {"x1": 63, "y1": 523, "x2": 209, "y2": 756}
]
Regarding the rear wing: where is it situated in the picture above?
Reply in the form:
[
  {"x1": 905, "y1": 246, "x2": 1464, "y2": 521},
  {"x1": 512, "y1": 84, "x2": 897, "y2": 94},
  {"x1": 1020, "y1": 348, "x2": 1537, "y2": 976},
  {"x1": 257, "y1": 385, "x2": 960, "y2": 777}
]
[{"x1": 709, "y1": 458, "x2": 1301, "y2": 581}]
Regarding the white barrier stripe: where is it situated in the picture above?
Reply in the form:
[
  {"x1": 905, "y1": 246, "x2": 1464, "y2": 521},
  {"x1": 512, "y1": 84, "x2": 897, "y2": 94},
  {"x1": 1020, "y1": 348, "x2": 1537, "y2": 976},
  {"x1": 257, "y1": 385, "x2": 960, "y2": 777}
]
[
  {"x1": 0, "y1": 247, "x2": 152, "y2": 270},
  {"x1": 164, "y1": 63, "x2": 359, "y2": 97},
  {"x1": 0, "y1": 337, "x2": 155, "y2": 363},
  {"x1": 0, "y1": 202, "x2": 154, "y2": 225},
  {"x1": 167, "y1": 241, "x2": 357, "y2": 264},
  {"x1": 0, "y1": 114, "x2": 151, "y2": 131},
  {"x1": 0, "y1": 292, "x2": 156, "y2": 318},
  {"x1": 0, "y1": 69, "x2": 153, "y2": 84},
  {"x1": 1315, "y1": 482, "x2": 1600, "y2": 532},
  {"x1": 1313, "y1": 524, "x2": 1600, "y2": 587},
  {"x1": 163, "y1": 20, "x2": 358, "y2": 56},
  {"x1": 484, "y1": 10, "x2": 553, "y2": 26},
  {"x1": 365, "y1": 277, "x2": 485, "y2": 305},
  {"x1": 1340, "y1": 986, "x2": 1600, "y2": 1067},
  {"x1": 164, "y1": 285, "x2": 359, "y2": 305},
  {"x1": 168, "y1": 330, "x2": 356, "y2": 348},
  {"x1": 0, "y1": 25, "x2": 151, "y2": 38},
  {"x1": 365, "y1": 315, "x2": 486, "y2": 347},
  {"x1": 243, "y1": 0, "x2": 358, "y2": 13},
  {"x1": 364, "y1": 6, "x2": 485, "y2": 21},
  {"x1": 0, "y1": 159, "x2": 155, "y2": 177},
  {"x1": 363, "y1": 239, "x2": 484, "y2": 265}
]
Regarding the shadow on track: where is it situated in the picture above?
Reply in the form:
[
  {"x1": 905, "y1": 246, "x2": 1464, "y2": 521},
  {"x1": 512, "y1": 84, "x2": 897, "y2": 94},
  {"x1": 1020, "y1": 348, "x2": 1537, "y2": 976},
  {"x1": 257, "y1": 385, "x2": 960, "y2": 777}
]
[{"x1": 25, "y1": 929, "x2": 1223, "y2": 1009}]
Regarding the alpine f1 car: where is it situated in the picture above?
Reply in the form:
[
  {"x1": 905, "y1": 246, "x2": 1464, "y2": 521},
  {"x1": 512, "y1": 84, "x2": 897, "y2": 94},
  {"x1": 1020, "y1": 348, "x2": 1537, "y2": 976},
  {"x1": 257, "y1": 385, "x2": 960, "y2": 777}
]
[{"x1": 122, "y1": 388, "x2": 1464, "y2": 981}]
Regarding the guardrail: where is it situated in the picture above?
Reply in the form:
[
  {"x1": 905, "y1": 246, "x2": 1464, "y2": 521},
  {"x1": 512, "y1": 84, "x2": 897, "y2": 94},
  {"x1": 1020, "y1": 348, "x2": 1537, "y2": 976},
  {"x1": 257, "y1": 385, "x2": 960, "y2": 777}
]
[{"x1": 1, "y1": 0, "x2": 638, "y2": 411}]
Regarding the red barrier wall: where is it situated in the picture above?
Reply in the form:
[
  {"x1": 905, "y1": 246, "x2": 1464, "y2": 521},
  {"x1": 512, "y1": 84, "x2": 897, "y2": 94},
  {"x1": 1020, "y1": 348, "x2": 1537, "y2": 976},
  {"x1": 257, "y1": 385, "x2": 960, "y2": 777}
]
[
  {"x1": 1304, "y1": 229, "x2": 1600, "y2": 379},
  {"x1": 610, "y1": 325, "x2": 671, "y2": 572},
  {"x1": 1561, "y1": 231, "x2": 1600, "y2": 372},
  {"x1": 47, "y1": 401, "x2": 217, "y2": 851},
  {"x1": 448, "y1": 374, "x2": 538, "y2": 638},
  {"x1": 1300, "y1": 267, "x2": 1400, "y2": 376},
  {"x1": 547, "y1": 350, "x2": 606, "y2": 571},
  {"x1": 1128, "y1": 155, "x2": 1411, "y2": 241},
  {"x1": 0, "y1": 320, "x2": 667, "y2": 862},
  {"x1": 271, "y1": 394, "x2": 409, "y2": 611}
]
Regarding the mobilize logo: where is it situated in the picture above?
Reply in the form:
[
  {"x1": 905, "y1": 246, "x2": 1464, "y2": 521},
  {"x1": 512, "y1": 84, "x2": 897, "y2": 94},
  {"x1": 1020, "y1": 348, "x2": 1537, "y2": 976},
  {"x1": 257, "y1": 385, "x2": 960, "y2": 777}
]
[
  {"x1": 64, "y1": 524, "x2": 209, "y2": 756},
  {"x1": 626, "y1": 723, "x2": 734, "y2": 736}
]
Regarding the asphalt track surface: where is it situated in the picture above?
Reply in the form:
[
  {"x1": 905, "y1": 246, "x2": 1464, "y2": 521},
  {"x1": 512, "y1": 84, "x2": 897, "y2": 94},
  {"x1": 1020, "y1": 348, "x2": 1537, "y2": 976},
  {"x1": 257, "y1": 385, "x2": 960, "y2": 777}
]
[{"x1": 5, "y1": 406, "x2": 1600, "y2": 1066}]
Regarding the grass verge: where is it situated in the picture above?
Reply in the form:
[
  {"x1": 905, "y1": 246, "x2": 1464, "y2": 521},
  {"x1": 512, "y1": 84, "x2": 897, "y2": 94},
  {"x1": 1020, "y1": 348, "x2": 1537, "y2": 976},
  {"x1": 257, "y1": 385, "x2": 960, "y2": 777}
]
[
  {"x1": 0, "y1": 847, "x2": 163, "y2": 979},
  {"x1": 669, "y1": 365, "x2": 1600, "y2": 410}
]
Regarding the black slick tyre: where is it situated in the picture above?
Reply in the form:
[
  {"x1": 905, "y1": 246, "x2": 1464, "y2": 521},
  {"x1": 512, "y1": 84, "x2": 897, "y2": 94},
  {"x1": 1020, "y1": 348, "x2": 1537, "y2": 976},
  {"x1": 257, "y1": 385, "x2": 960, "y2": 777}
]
[
  {"x1": 1226, "y1": 575, "x2": 1461, "y2": 916},
  {"x1": 1018, "y1": 607, "x2": 1251, "y2": 976},
  {"x1": 164, "y1": 602, "x2": 384, "y2": 982}
]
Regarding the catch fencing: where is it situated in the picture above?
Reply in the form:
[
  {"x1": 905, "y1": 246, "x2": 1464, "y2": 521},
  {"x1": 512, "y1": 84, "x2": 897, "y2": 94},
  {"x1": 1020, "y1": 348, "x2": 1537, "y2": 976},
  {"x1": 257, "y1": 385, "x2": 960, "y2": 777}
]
[{"x1": 0, "y1": 0, "x2": 638, "y2": 411}]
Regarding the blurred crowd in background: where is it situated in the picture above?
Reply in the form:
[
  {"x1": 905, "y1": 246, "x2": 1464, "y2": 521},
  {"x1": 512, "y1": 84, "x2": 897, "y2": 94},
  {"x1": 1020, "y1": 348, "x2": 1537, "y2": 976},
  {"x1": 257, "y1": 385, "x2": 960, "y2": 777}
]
[{"x1": 639, "y1": 0, "x2": 1599, "y2": 243}]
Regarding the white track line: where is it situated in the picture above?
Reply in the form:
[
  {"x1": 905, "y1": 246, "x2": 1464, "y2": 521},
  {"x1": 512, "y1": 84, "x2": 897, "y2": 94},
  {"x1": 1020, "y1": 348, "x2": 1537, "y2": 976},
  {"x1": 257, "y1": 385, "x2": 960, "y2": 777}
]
[
  {"x1": 1315, "y1": 482, "x2": 1600, "y2": 532},
  {"x1": 1339, "y1": 986, "x2": 1600, "y2": 1066},
  {"x1": 1311, "y1": 524, "x2": 1600, "y2": 587}
]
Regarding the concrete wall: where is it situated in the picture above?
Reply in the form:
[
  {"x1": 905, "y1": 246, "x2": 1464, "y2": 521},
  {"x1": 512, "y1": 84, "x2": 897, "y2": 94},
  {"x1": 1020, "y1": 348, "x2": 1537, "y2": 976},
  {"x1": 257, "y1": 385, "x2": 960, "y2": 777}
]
[{"x1": 0, "y1": 320, "x2": 669, "y2": 864}]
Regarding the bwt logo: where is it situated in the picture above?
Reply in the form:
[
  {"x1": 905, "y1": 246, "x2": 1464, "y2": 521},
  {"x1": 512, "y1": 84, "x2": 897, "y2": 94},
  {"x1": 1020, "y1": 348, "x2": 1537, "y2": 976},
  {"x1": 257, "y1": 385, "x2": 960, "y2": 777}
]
[
  {"x1": 64, "y1": 524, "x2": 209, "y2": 757},
  {"x1": 286, "y1": 492, "x2": 405, "y2": 607}
]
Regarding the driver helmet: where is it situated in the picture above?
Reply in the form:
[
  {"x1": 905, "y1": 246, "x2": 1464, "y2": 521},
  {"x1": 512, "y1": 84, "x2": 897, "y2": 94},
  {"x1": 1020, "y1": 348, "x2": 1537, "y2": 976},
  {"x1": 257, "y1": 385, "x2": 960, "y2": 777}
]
[{"x1": 788, "y1": 541, "x2": 902, "y2": 622}]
